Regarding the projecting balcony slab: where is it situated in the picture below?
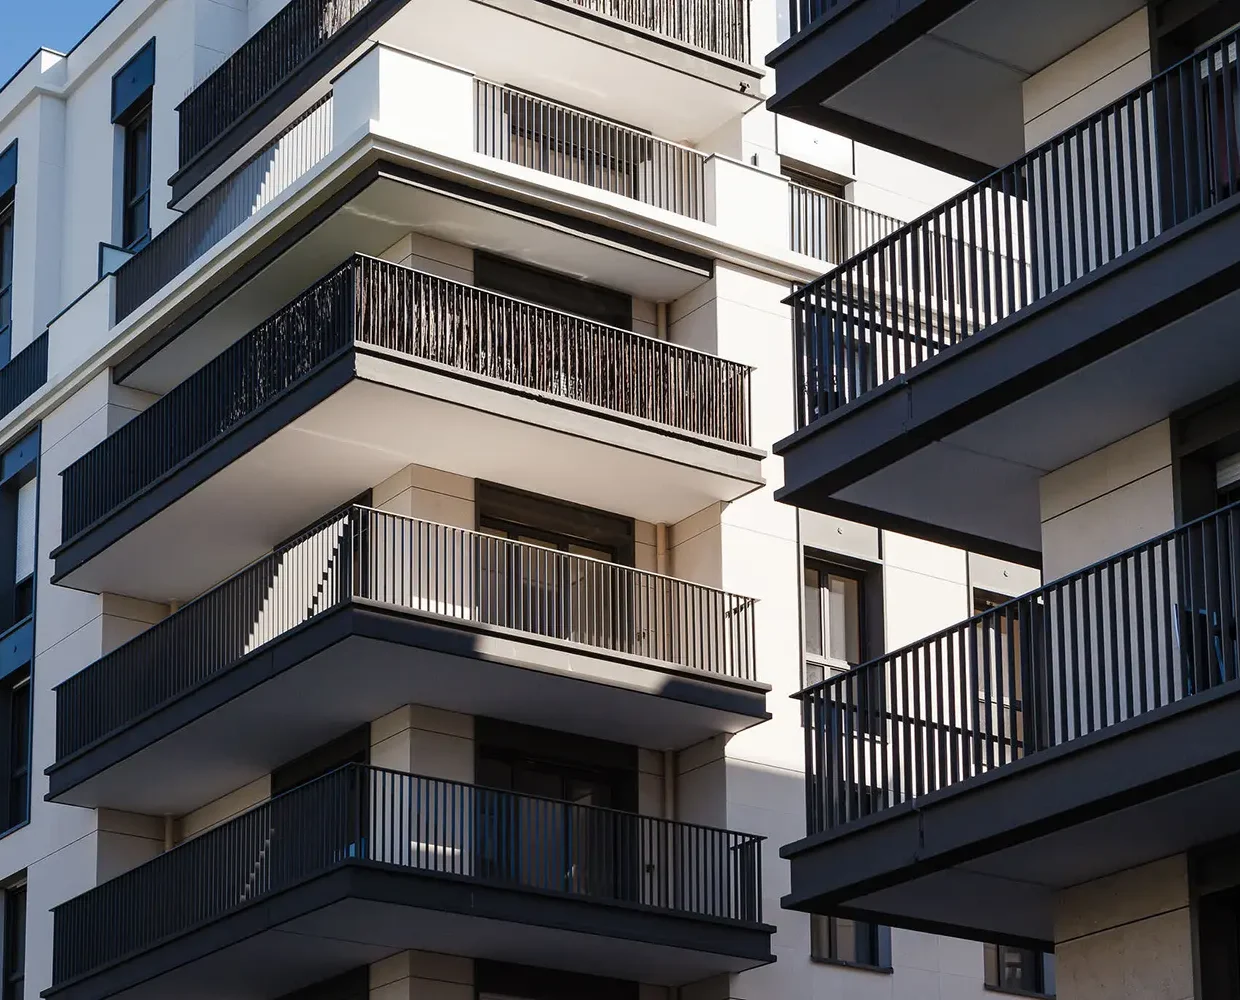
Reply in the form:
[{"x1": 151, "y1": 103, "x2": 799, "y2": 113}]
[
  {"x1": 49, "y1": 506, "x2": 768, "y2": 815},
  {"x1": 47, "y1": 767, "x2": 774, "y2": 1000}
]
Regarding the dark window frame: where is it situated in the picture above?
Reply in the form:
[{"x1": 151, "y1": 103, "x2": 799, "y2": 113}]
[
  {"x1": 984, "y1": 942, "x2": 1056, "y2": 997},
  {"x1": 0, "y1": 666, "x2": 30, "y2": 838},
  {"x1": 120, "y1": 97, "x2": 153, "y2": 251},
  {"x1": 2, "y1": 881, "x2": 24, "y2": 1000},
  {"x1": 809, "y1": 915, "x2": 893, "y2": 973},
  {"x1": 0, "y1": 201, "x2": 12, "y2": 365},
  {"x1": 473, "y1": 253, "x2": 634, "y2": 332}
]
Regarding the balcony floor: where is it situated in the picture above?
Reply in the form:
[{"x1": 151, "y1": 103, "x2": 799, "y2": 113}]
[
  {"x1": 45, "y1": 865, "x2": 774, "y2": 1000},
  {"x1": 48, "y1": 602, "x2": 769, "y2": 815},
  {"x1": 781, "y1": 679, "x2": 1240, "y2": 947}
]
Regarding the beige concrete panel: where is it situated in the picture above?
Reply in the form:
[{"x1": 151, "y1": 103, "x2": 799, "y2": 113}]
[
  {"x1": 1055, "y1": 856, "x2": 1189, "y2": 943},
  {"x1": 1025, "y1": 54, "x2": 1151, "y2": 149},
  {"x1": 883, "y1": 566, "x2": 970, "y2": 651},
  {"x1": 639, "y1": 771, "x2": 664, "y2": 818},
  {"x1": 800, "y1": 509, "x2": 880, "y2": 563},
  {"x1": 180, "y1": 775, "x2": 271, "y2": 841},
  {"x1": 95, "y1": 829, "x2": 163, "y2": 883},
  {"x1": 883, "y1": 532, "x2": 967, "y2": 584},
  {"x1": 1041, "y1": 466, "x2": 1175, "y2": 580},
  {"x1": 1040, "y1": 422, "x2": 1170, "y2": 522},
  {"x1": 1055, "y1": 907, "x2": 1193, "y2": 1000},
  {"x1": 969, "y1": 552, "x2": 1041, "y2": 600}
]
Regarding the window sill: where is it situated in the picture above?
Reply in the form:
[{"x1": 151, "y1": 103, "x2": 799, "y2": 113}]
[
  {"x1": 985, "y1": 985, "x2": 1054, "y2": 999},
  {"x1": 810, "y1": 957, "x2": 893, "y2": 975}
]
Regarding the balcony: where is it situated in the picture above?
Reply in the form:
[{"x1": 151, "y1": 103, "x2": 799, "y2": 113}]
[
  {"x1": 787, "y1": 181, "x2": 903, "y2": 264},
  {"x1": 782, "y1": 501, "x2": 1240, "y2": 947},
  {"x1": 775, "y1": 25, "x2": 1240, "y2": 562},
  {"x1": 767, "y1": 0, "x2": 1145, "y2": 177},
  {"x1": 53, "y1": 254, "x2": 762, "y2": 600},
  {"x1": 0, "y1": 333, "x2": 48, "y2": 425},
  {"x1": 48, "y1": 504, "x2": 768, "y2": 814},
  {"x1": 170, "y1": 0, "x2": 761, "y2": 205},
  {"x1": 47, "y1": 765, "x2": 773, "y2": 1000}
]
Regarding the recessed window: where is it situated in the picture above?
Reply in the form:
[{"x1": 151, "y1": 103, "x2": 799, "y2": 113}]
[
  {"x1": 804, "y1": 560, "x2": 869, "y2": 685},
  {"x1": 984, "y1": 942, "x2": 1055, "y2": 996},
  {"x1": 121, "y1": 100, "x2": 152, "y2": 250},
  {"x1": 0, "y1": 669, "x2": 30, "y2": 835},
  {"x1": 810, "y1": 915, "x2": 891, "y2": 971},
  {"x1": 2, "y1": 882, "x2": 24, "y2": 1000},
  {"x1": 0, "y1": 203, "x2": 11, "y2": 363}
]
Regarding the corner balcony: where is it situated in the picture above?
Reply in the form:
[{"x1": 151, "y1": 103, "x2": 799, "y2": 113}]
[
  {"x1": 47, "y1": 765, "x2": 773, "y2": 1000},
  {"x1": 776, "y1": 26, "x2": 1240, "y2": 563},
  {"x1": 47, "y1": 505, "x2": 767, "y2": 815},
  {"x1": 53, "y1": 254, "x2": 762, "y2": 601},
  {"x1": 767, "y1": 0, "x2": 1145, "y2": 177},
  {"x1": 170, "y1": 0, "x2": 762, "y2": 205},
  {"x1": 782, "y1": 501, "x2": 1240, "y2": 947}
]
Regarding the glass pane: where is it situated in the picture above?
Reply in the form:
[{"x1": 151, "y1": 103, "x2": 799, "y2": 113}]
[
  {"x1": 833, "y1": 918, "x2": 858, "y2": 962},
  {"x1": 804, "y1": 566, "x2": 823, "y2": 657},
  {"x1": 826, "y1": 574, "x2": 860, "y2": 665},
  {"x1": 997, "y1": 944, "x2": 1039, "y2": 992}
]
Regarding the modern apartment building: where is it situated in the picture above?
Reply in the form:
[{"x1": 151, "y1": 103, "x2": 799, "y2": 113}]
[
  {"x1": 770, "y1": 0, "x2": 1240, "y2": 997},
  {"x1": 0, "y1": 1, "x2": 1040, "y2": 999}
]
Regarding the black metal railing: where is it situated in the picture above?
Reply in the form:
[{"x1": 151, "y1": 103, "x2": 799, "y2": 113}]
[
  {"x1": 792, "y1": 25, "x2": 1240, "y2": 426},
  {"x1": 54, "y1": 504, "x2": 758, "y2": 761},
  {"x1": 117, "y1": 96, "x2": 334, "y2": 323},
  {"x1": 0, "y1": 333, "x2": 48, "y2": 423},
  {"x1": 803, "y1": 500, "x2": 1240, "y2": 835},
  {"x1": 61, "y1": 254, "x2": 751, "y2": 542},
  {"x1": 476, "y1": 82, "x2": 708, "y2": 220},
  {"x1": 566, "y1": 0, "x2": 750, "y2": 61},
  {"x1": 177, "y1": 0, "x2": 370, "y2": 168},
  {"x1": 788, "y1": 183, "x2": 903, "y2": 264},
  {"x1": 51, "y1": 764, "x2": 764, "y2": 985},
  {"x1": 785, "y1": 0, "x2": 848, "y2": 38}
]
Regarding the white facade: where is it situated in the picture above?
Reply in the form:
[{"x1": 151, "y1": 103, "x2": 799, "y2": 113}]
[{"x1": 0, "y1": 2, "x2": 1038, "y2": 1000}]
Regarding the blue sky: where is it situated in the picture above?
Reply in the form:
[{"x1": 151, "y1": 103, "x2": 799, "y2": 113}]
[{"x1": 1, "y1": 0, "x2": 120, "y2": 87}]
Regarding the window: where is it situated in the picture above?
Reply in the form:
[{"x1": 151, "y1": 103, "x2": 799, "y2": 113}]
[
  {"x1": 810, "y1": 915, "x2": 891, "y2": 971},
  {"x1": 474, "y1": 253, "x2": 634, "y2": 331},
  {"x1": 0, "y1": 670, "x2": 29, "y2": 835},
  {"x1": 2, "y1": 882, "x2": 23, "y2": 1000},
  {"x1": 984, "y1": 943, "x2": 1055, "y2": 996},
  {"x1": 121, "y1": 100, "x2": 152, "y2": 249},
  {"x1": 0, "y1": 203, "x2": 11, "y2": 364},
  {"x1": 782, "y1": 164, "x2": 847, "y2": 201},
  {"x1": 803, "y1": 561, "x2": 867, "y2": 685},
  {"x1": 973, "y1": 591, "x2": 1027, "y2": 758}
]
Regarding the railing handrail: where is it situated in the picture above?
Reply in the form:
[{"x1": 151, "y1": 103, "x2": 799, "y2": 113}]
[
  {"x1": 348, "y1": 252, "x2": 752, "y2": 371},
  {"x1": 793, "y1": 24, "x2": 1240, "y2": 303},
  {"x1": 53, "y1": 502, "x2": 759, "y2": 701},
  {"x1": 53, "y1": 761, "x2": 763, "y2": 909},
  {"x1": 481, "y1": 81, "x2": 707, "y2": 160},
  {"x1": 797, "y1": 495, "x2": 1240, "y2": 702},
  {"x1": 786, "y1": 180, "x2": 904, "y2": 232}
]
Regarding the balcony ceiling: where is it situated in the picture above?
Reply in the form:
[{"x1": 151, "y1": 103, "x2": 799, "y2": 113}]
[
  {"x1": 378, "y1": 0, "x2": 762, "y2": 149},
  {"x1": 769, "y1": 0, "x2": 1146, "y2": 176}
]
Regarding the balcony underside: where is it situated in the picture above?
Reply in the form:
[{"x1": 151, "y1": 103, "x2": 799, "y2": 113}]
[
  {"x1": 56, "y1": 350, "x2": 763, "y2": 602},
  {"x1": 45, "y1": 865, "x2": 774, "y2": 1000},
  {"x1": 48, "y1": 602, "x2": 769, "y2": 814},
  {"x1": 766, "y1": 0, "x2": 1144, "y2": 177},
  {"x1": 125, "y1": 165, "x2": 714, "y2": 395},
  {"x1": 781, "y1": 680, "x2": 1240, "y2": 948},
  {"x1": 776, "y1": 194, "x2": 1240, "y2": 566},
  {"x1": 175, "y1": 0, "x2": 762, "y2": 205}
]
